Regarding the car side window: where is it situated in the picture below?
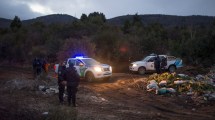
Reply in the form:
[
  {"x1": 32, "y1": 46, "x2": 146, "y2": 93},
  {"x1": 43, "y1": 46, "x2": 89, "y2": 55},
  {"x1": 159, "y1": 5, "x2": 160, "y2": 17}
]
[
  {"x1": 68, "y1": 59, "x2": 75, "y2": 65},
  {"x1": 148, "y1": 57, "x2": 155, "y2": 62},
  {"x1": 75, "y1": 60, "x2": 83, "y2": 66},
  {"x1": 167, "y1": 56, "x2": 176, "y2": 61},
  {"x1": 159, "y1": 56, "x2": 165, "y2": 60}
]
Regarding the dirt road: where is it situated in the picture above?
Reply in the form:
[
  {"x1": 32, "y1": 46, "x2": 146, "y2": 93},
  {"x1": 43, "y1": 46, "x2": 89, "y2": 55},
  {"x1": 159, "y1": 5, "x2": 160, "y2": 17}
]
[{"x1": 0, "y1": 66, "x2": 214, "y2": 120}]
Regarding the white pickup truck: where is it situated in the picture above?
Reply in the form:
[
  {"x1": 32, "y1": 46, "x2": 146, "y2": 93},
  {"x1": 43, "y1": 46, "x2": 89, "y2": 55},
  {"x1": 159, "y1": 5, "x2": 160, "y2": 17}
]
[
  {"x1": 54, "y1": 56, "x2": 112, "y2": 82},
  {"x1": 129, "y1": 55, "x2": 183, "y2": 75}
]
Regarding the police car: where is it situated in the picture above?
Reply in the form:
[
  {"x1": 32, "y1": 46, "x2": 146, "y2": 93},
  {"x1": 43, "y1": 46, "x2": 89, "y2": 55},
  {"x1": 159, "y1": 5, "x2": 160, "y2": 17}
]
[
  {"x1": 55, "y1": 56, "x2": 112, "y2": 82},
  {"x1": 129, "y1": 54, "x2": 183, "y2": 75}
]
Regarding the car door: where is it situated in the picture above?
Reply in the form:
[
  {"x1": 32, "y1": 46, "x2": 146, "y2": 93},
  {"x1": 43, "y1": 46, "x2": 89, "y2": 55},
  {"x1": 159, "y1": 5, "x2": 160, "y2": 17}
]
[
  {"x1": 146, "y1": 57, "x2": 155, "y2": 70},
  {"x1": 74, "y1": 59, "x2": 83, "y2": 76}
]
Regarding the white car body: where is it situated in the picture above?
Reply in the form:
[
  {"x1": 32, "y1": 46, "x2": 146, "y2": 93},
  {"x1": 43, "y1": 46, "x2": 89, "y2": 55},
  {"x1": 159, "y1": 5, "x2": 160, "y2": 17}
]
[
  {"x1": 129, "y1": 55, "x2": 183, "y2": 74},
  {"x1": 54, "y1": 57, "x2": 112, "y2": 81}
]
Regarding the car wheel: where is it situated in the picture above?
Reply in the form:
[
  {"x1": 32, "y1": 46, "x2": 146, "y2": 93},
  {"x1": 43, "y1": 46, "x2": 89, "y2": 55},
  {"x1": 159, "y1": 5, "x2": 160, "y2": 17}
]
[
  {"x1": 138, "y1": 67, "x2": 146, "y2": 75},
  {"x1": 85, "y1": 72, "x2": 95, "y2": 82},
  {"x1": 168, "y1": 65, "x2": 176, "y2": 73}
]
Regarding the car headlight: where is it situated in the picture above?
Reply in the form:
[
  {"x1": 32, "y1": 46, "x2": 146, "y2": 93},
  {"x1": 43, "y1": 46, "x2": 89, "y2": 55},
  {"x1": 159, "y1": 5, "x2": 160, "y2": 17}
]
[
  {"x1": 133, "y1": 64, "x2": 137, "y2": 67},
  {"x1": 94, "y1": 66, "x2": 102, "y2": 72}
]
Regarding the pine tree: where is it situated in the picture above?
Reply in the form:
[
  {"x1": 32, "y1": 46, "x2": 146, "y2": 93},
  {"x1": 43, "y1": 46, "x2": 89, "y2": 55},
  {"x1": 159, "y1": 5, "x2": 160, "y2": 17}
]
[{"x1": 10, "y1": 16, "x2": 22, "y2": 31}]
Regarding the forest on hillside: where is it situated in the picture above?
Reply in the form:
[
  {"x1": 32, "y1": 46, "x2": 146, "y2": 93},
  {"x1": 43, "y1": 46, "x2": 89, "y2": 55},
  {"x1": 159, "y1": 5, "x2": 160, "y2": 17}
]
[{"x1": 0, "y1": 13, "x2": 215, "y2": 71}]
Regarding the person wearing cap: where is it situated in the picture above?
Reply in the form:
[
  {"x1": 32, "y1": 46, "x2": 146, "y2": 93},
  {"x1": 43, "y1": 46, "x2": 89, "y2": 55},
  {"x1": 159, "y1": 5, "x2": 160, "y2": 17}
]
[{"x1": 65, "y1": 62, "x2": 80, "y2": 107}]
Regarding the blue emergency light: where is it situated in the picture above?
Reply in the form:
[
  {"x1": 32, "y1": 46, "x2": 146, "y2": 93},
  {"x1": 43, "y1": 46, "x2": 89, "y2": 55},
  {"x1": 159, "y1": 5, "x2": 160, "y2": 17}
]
[
  {"x1": 72, "y1": 52, "x2": 88, "y2": 58},
  {"x1": 75, "y1": 56, "x2": 84, "y2": 59}
]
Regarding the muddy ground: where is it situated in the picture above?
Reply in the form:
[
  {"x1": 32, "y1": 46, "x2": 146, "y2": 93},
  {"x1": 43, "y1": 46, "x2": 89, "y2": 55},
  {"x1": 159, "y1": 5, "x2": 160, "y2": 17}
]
[{"x1": 0, "y1": 66, "x2": 214, "y2": 120}]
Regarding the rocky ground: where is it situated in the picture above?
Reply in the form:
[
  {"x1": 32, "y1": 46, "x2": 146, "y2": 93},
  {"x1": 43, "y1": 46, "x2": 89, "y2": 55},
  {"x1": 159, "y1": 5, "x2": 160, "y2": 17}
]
[{"x1": 0, "y1": 66, "x2": 215, "y2": 120}]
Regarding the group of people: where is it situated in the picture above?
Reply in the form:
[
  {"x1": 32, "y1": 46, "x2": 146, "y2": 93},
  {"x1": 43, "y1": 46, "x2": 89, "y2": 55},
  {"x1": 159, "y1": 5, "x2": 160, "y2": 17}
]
[
  {"x1": 32, "y1": 57, "x2": 49, "y2": 77},
  {"x1": 33, "y1": 57, "x2": 80, "y2": 107},
  {"x1": 57, "y1": 62, "x2": 80, "y2": 107},
  {"x1": 154, "y1": 55, "x2": 167, "y2": 74}
]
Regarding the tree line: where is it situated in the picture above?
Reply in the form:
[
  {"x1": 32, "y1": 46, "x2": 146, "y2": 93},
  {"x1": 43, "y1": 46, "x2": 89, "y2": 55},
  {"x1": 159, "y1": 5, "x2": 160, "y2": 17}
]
[{"x1": 0, "y1": 13, "x2": 214, "y2": 71}]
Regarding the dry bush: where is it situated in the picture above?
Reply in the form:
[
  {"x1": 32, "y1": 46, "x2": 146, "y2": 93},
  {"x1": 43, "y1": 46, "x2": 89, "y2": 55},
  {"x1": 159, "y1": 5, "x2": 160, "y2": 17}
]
[{"x1": 57, "y1": 37, "x2": 95, "y2": 61}]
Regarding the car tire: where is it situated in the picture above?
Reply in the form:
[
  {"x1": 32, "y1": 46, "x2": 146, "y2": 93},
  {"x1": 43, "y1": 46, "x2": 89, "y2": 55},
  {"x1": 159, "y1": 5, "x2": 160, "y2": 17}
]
[
  {"x1": 85, "y1": 72, "x2": 95, "y2": 82},
  {"x1": 168, "y1": 65, "x2": 176, "y2": 73},
  {"x1": 138, "y1": 67, "x2": 146, "y2": 75}
]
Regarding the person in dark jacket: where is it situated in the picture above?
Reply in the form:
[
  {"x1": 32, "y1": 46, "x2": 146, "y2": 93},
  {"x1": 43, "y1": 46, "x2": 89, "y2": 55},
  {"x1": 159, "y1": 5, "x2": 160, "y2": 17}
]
[
  {"x1": 58, "y1": 62, "x2": 66, "y2": 104},
  {"x1": 65, "y1": 62, "x2": 80, "y2": 107},
  {"x1": 42, "y1": 58, "x2": 48, "y2": 74},
  {"x1": 33, "y1": 57, "x2": 42, "y2": 77},
  {"x1": 161, "y1": 57, "x2": 167, "y2": 73},
  {"x1": 154, "y1": 55, "x2": 161, "y2": 74}
]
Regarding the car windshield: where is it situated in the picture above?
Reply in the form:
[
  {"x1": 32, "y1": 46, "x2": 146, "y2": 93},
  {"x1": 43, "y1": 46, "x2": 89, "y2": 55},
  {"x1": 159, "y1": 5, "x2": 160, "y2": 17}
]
[
  {"x1": 142, "y1": 56, "x2": 152, "y2": 62},
  {"x1": 81, "y1": 58, "x2": 100, "y2": 65}
]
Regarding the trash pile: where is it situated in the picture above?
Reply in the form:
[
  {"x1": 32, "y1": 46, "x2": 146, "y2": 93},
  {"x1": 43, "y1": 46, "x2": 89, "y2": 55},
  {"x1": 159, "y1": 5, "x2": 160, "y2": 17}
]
[
  {"x1": 146, "y1": 66, "x2": 215, "y2": 101},
  {"x1": 38, "y1": 85, "x2": 59, "y2": 95}
]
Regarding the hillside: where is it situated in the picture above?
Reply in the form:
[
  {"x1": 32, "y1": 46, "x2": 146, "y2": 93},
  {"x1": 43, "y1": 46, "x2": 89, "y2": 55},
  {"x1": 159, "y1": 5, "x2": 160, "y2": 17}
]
[
  {"x1": 0, "y1": 14, "x2": 78, "y2": 28},
  {"x1": 108, "y1": 14, "x2": 215, "y2": 27},
  {"x1": 0, "y1": 18, "x2": 11, "y2": 28},
  {"x1": 1, "y1": 14, "x2": 215, "y2": 28},
  {"x1": 23, "y1": 14, "x2": 78, "y2": 25}
]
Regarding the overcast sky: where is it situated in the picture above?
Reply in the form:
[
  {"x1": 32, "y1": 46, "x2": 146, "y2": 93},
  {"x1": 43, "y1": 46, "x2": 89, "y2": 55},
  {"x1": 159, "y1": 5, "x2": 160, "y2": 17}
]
[{"x1": 1, "y1": 0, "x2": 215, "y2": 20}]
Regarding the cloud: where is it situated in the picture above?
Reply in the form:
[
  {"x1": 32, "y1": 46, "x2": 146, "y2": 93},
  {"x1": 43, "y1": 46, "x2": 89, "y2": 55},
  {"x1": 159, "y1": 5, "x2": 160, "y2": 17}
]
[
  {"x1": 28, "y1": 3, "x2": 53, "y2": 14},
  {"x1": 0, "y1": 0, "x2": 215, "y2": 20},
  {"x1": 44, "y1": 0, "x2": 95, "y2": 18},
  {"x1": 0, "y1": 0, "x2": 42, "y2": 20}
]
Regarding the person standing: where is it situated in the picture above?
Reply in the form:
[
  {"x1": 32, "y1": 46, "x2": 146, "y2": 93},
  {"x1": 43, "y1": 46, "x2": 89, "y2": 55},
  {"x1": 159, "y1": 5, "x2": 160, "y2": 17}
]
[
  {"x1": 58, "y1": 62, "x2": 66, "y2": 104},
  {"x1": 32, "y1": 57, "x2": 42, "y2": 77},
  {"x1": 154, "y1": 55, "x2": 161, "y2": 74},
  {"x1": 161, "y1": 56, "x2": 167, "y2": 73},
  {"x1": 42, "y1": 58, "x2": 48, "y2": 74},
  {"x1": 65, "y1": 62, "x2": 80, "y2": 107}
]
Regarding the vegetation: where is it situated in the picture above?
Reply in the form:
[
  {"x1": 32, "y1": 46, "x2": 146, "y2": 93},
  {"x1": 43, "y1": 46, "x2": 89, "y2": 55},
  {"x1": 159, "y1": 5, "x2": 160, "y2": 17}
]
[
  {"x1": 10, "y1": 16, "x2": 22, "y2": 31},
  {"x1": 0, "y1": 13, "x2": 214, "y2": 70}
]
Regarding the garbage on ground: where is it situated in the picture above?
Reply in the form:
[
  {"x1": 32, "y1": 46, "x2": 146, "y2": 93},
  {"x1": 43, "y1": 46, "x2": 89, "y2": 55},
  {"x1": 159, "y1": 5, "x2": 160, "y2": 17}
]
[
  {"x1": 42, "y1": 112, "x2": 49, "y2": 115},
  {"x1": 196, "y1": 75, "x2": 205, "y2": 81},
  {"x1": 147, "y1": 80, "x2": 159, "y2": 91},
  {"x1": 187, "y1": 91, "x2": 194, "y2": 96},
  {"x1": 203, "y1": 93, "x2": 215, "y2": 101},
  {"x1": 156, "y1": 88, "x2": 168, "y2": 95},
  {"x1": 145, "y1": 66, "x2": 215, "y2": 99},
  {"x1": 174, "y1": 80, "x2": 187, "y2": 85},
  {"x1": 159, "y1": 81, "x2": 167, "y2": 87},
  {"x1": 166, "y1": 88, "x2": 176, "y2": 93},
  {"x1": 38, "y1": 85, "x2": 59, "y2": 94},
  {"x1": 178, "y1": 74, "x2": 188, "y2": 78},
  {"x1": 90, "y1": 96, "x2": 108, "y2": 103},
  {"x1": 149, "y1": 80, "x2": 158, "y2": 84},
  {"x1": 39, "y1": 85, "x2": 46, "y2": 91},
  {"x1": 156, "y1": 87, "x2": 176, "y2": 95}
]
